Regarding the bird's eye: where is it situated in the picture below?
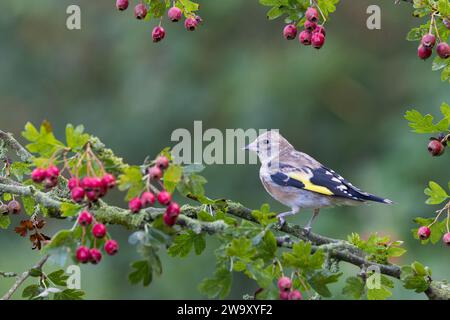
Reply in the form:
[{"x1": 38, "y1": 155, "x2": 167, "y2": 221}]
[{"x1": 264, "y1": 139, "x2": 269, "y2": 144}]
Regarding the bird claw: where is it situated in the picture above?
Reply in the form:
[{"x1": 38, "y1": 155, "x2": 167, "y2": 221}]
[
  {"x1": 303, "y1": 226, "x2": 312, "y2": 236},
  {"x1": 276, "y1": 215, "x2": 286, "y2": 227}
]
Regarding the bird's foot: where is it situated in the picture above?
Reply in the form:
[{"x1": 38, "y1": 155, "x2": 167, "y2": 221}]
[
  {"x1": 276, "y1": 214, "x2": 286, "y2": 227},
  {"x1": 303, "y1": 226, "x2": 312, "y2": 236}
]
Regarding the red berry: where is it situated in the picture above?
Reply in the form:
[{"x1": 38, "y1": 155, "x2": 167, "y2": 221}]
[
  {"x1": 70, "y1": 187, "x2": 85, "y2": 203},
  {"x1": 311, "y1": 32, "x2": 325, "y2": 49},
  {"x1": 78, "y1": 210, "x2": 93, "y2": 226},
  {"x1": 305, "y1": 7, "x2": 319, "y2": 22},
  {"x1": 7, "y1": 200, "x2": 21, "y2": 214},
  {"x1": 443, "y1": 232, "x2": 450, "y2": 246},
  {"x1": 166, "y1": 202, "x2": 180, "y2": 218},
  {"x1": 76, "y1": 246, "x2": 91, "y2": 263},
  {"x1": 279, "y1": 290, "x2": 290, "y2": 300},
  {"x1": 283, "y1": 24, "x2": 297, "y2": 40},
  {"x1": 288, "y1": 290, "x2": 303, "y2": 300},
  {"x1": 129, "y1": 197, "x2": 143, "y2": 213},
  {"x1": 157, "y1": 191, "x2": 172, "y2": 205},
  {"x1": 163, "y1": 212, "x2": 177, "y2": 226},
  {"x1": 104, "y1": 239, "x2": 119, "y2": 255},
  {"x1": 168, "y1": 6, "x2": 182, "y2": 22},
  {"x1": 436, "y1": 42, "x2": 450, "y2": 59},
  {"x1": 184, "y1": 17, "x2": 198, "y2": 31},
  {"x1": 102, "y1": 174, "x2": 116, "y2": 189},
  {"x1": 421, "y1": 34, "x2": 436, "y2": 48},
  {"x1": 90, "y1": 177, "x2": 103, "y2": 190},
  {"x1": 428, "y1": 139, "x2": 445, "y2": 156},
  {"x1": 89, "y1": 248, "x2": 102, "y2": 264},
  {"x1": 152, "y1": 26, "x2": 166, "y2": 43},
  {"x1": 134, "y1": 3, "x2": 147, "y2": 20},
  {"x1": 44, "y1": 176, "x2": 58, "y2": 189},
  {"x1": 116, "y1": 0, "x2": 129, "y2": 11},
  {"x1": 68, "y1": 177, "x2": 80, "y2": 190},
  {"x1": 417, "y1": 226, "x2": 431, "y2": 240},
  {"x1": 418, "y1": 45, "x2": 432, "y2": 60},
  {"x1": 148, "y1": 166, "x2": 163, "y2": 180},
  {"x1": 156, "y1": 156, "x2": 170, "y2": 170},
  {"x1": 314, "y1": 25, "x2": 326, "y2": 36},
  {"x1": 86, "y1": 190, "x2": 99, "y2": 202},
  {"x1": 141, "y1": 191, "x2": 155, "y2": 207},
  {"x1": 46, "y1": 165, "x2": 60, "y2": 178},
  {"x1": 277, "y1": 276, "x2": 292, "y2": 291},
  {"x1": 80, "y1": 177, "x2": 94, "y2": 190},
  {"x1": 304, "y1": 20, "x2": 316, "y2": 32},
  {"x1": 31, "y1": 168, "x2": 46, "y2": 183},
  {"x1": 92, "y1": 223, "x2": 107, "y2": 238},
  {"x1": 299, "y1": 30, "x2": 312, "y2": 45}
]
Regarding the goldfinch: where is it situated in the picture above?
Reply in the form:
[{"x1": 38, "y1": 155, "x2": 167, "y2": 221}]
[{"x1": 244, "y1": 131, "x2": 392, "y2": 232}]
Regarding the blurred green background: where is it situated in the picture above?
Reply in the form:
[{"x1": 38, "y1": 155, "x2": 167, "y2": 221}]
[{"x1": 0, "y1": 0, "x2": 449, "y2": 300}]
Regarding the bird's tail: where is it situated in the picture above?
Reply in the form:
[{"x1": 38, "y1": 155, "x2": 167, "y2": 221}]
[{"x1": 362, "y1": 193, "x2": 393, "y2": 204}]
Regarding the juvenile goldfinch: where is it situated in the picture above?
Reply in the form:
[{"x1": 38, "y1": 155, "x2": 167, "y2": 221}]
[{"x1": 244, "y1": 131, "x2": 392, "y2": 232}]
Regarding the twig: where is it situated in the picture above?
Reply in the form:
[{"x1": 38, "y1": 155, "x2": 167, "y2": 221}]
[
  {"x1": 0, "y1": 130, "x2": 32, "y2": 162},
  {"x1": 0, "y1": 255, "x2": 49, "y2": 300}
]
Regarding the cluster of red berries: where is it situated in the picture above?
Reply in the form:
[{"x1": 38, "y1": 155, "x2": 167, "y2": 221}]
[
  {"x1": 277, "y1": 276, "x2": 302, "y2": 300},
  {"x1": 128, "y1": 156, "x2": 181, "y2": 226},
  {"x1": 427, "y1": 134, "x2": 448, "y2": 157},
  {"x1": 31, "y1": 165, "x2": 60, "y2": 189},
  {"x1": 283, "y1": 7, "x2": 326, "y2": 49},
  {"x1": 115, "y1": 0, "x2": 202, "y2": 43},
  {"x1": 75, "y1": 210, "x2": 119, "y2": 264},
  {"x1": 0, "y1": 200, "x2": 21, "y2": 215},
  {"x1": 417, "y1": 226, "x2": 450, "y2": 246},
  {"x1": 68, "y1": 173, "x2": 116, "y2": 203},
  {"x1": 417, "y1": 33, "x2": 450, "y2": 60}
]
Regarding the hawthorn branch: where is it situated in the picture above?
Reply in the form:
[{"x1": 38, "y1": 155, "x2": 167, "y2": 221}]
[
  {"x1": 0, "y1": 254, "x2": 49, "y2": 300},
  {"x1": 0, "y1": 130, "x2": 32, "y2": 163}
]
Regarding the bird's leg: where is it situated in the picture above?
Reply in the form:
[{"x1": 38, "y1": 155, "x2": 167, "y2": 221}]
[
  {"x1": 304, "y1": 208, "x2": 320, "y2": 235},
  {"x1": 276, "y1": 208, "x2": 299, "y2": 226}
]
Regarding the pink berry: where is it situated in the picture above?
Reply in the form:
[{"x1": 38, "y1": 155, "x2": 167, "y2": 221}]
[
  {"x1": 80, "y1": 177, "x2": 94, "y2": 190},
  {"x1": 102, "y1": 174, "x2": 116, "y2": 189},
  {"x1": 129, "y1": 197, "x2": 143, "y2": 213},
  {"x1": 418, "y1": 45, "x2": 432, "y2": 60},
  {"x1": 305, "y1": 7, "x2": 319, "y2": 22},
  {"x1": 166, "y1": 202, "x2": 180, "y2": 218},
  {"x1": 436, "y1": 42, "x2": 450, "y2": 59},
  {"x1": 92, "y1": 223, "x2": 107, "y2": 238},
  {"x1": 152, "y1": 26, "x2": 166, "y2": 43},
  {"x1": 277, "y1": 276, "x2": 292, "y2": 291},
  {"x1": 148, "y1": 166, "x2": 163, "y2": 180},
  {"x1": 421, "y1": 34, "x2": 436, "y2": 48},
  {"x1": 314, "y1": 25, "x2": 326, "y2": 36},
  {"x1": 279, "y1": 290, "x2": 290, "y2": 300},
  {"x1": 311, "y1": 32, "x2": 325, "y2": 49},
  {"x1": 157, "y1": 191, "x2": 172, "y2": 205},
  {"x1": 46, "y1": 165, "x2": 60, "y2": 178},
  {"x1": 141, "y1": 191, "x2": 155, "y2": 207},
  {"x1": 428, "y1": 139, "x2": 445, "y2": 156},
  {"x1": 417, "y1": 226, "x2": 431, "y2": 240},
  {"x1": 134, "y1": 3, "x2": 147, "y2": 20},
  {"x1": 163, "y1": 212, "x2": 177, "y2": 226},
  {"x1": 184, "y1": 17, "x2": 198, "y2": 31},
  {"x1": 304, "y1": 20, "x2": 316, "y2": 32},
  {"x1": 90, "y1": 177, "x2": 103, "y2": 190},
  {"x1": 31, "y1": 168, "x2": 46, "y2": 183},
  {"x1": 288, "y1": 290, "x2": 303, "y2": 300},
  {"x1": 44, "y1": 176, "x2": 58, "y2": 189},
  {"x1": 299, "y1": 30, "x2": 312, "y2": 45},
  {"x1": 104, "y1": 239, "x2": 119, "y2": 255},
  {"x1": 168, "y1": 6, "x2": 182, "y2": 22},
  {"x1": 68, "y1": 177, "x2": 80, "y2": 190},
  {"x1": 76, "y1": 246, "x2": 91, "y2": 263},
  {"x1": 89, "y1": 248, "x2": 102, "y2": 264},
  {"x1": 116, "y1": 0, "x2": 129, "y2": 11},
  {"x1": 283, "y1": 24, "x2": 297, "y2": 40},
  {"x1": 78, "y1": 210, "x2": 93, "y2": 226},
  {"x1": 86, "y1": 190, "x2": 99, "y2": 202},
  {"x1": 156, "y1": 156, "x2": 170, "y2": 170},
  {"x1": 443, "y1": 232, "x2": 450, "y2": 246}
]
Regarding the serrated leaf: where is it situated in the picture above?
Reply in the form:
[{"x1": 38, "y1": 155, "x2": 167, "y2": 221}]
[
  {"x1": 10, "y1": 162, "x2": 31, "y2": 181},
  {"x1": 66, "y1": 124, "x2": 90, "y2": 150},
  {"x1": 118, "y1": 166, "x2": 144, "y2": 201},
  {"x1": 342, "y1": 276, "x2": 365, "y2": 299},
  {"x1": 53, "y1": 289, "x2": 85, "y2": 300},
  {"x1": 168, "y1": 231, "x2": 206, "y2": 257},
  {"x1": 424, "y1": 181, "x2": 449, "y2": 205},
  {"x1": 128, "y1": 260, "x2": 152, "y2": 287},
  {"x1": 308, "y1": 270, "x2": 342, "y2": 297},
  {"x1": 0, "y1": 215, "x2": 11, "y2": 229},
  {"x1": 22, "y1": 284, "x2": 41, "y2": 299},
  {"x1": 198, "y1": 268, "x2": 232, "y2": 299},
  {"x1": 60, "y1": 202, "x2": 81, "y2": 217},
  {"x1": 163, "y1": 164, "x2": 183, "y2": 194},
  {"x1": 22, "y1": 196, "x2": 36, "y2": 216},
  {"x1": 47, "y1": 269, "x2": 69, "y2": 286},
  {"x1": 367, "y1": 286, "x2": 392, "y2": 300}
]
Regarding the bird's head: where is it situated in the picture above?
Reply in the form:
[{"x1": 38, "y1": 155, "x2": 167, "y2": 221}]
[{"x1": 244, "y1": 131, "x2": 293, "y2": 163}]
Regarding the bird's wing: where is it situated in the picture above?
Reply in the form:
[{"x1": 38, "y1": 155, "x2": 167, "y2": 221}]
[{"x1": 269, "y1": 163, "x2": 372, "y2": 202}]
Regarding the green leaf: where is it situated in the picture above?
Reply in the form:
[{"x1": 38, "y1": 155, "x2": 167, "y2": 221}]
[
  {"x1": 252, "y1": 203, "x2": 277, "y2": 227},
  {"x1": 178, "y1": 0, "x2": 199, "y2": 13},
  {"x1": 266, "y1": 6, "x2": 283, "y2": 20},
  {"x1": 256, "y1": 231, "x2": 277, "y2": 261},
  {"x1": 438, "y1": 0, "x2": 450, "y2": 16},
  {"x1": 60, "y1": 202, "x2": 81, "y2": 217},
  {"x1": 10, "y1": 162, "x2": 31, "y2": 181},
  {"x1": 22, "y1": 284, "x2": 41, "y2": 299},
  {"x1": 168, "y1": 231, "x2": 206, "y2": 257},
  {"x1": 177, "y1": 173, "x2": 207, "y2": 198},
  {"x1": 342, "y1": 276, "x2": 365, "y2": 299},
  {"x1": 401, "y1": 264, "x2": 430, "y2": 293},
  {"x1": 53, "y1": 289, "x2": 85, "y2": 300},
  {"x1": 307, "y1": 270, "x2": 342, "y2": 297},
  {"x1": 65, "y1": 124, "x2": 90, "y2": 150},
  {"x1": 226, "y1": 237, "x2": 256, "y2": 261},
  {"x1": 282, "y1": 241, "x2": 325, "y2": 271},
  {"x1": 163, "y1": 164, "x2": 183, "y2": 194},
  {"x1": 406, "y1": 27, "x2": 423, "y2": 41},
  {"x1": 198, "y1": 268, "x2": 232, "y2": 299},
  {"x1": 404, "y1": 109, "x2": 449, "y2": 133},
  {"x1": 424, "y1": 181, "x2": 449, "y2": 205},
  {"x1": 21, "y1": 122, "x2": 65, "y2": 158},
  {"x1": 44, "y1": 228, "x2": 80, "y2": 251},
  {"x1": 128, "y1": 260, "x2": 152, "y2": 287},
  {"x1": 367, "y1": 286, "x2": 392, "y2": 300},
  {"x1": 0, "y1": 215, "x2": 11, "y2": 229},
  {"x1": 22, "y1": 196, "x2": 36, "y2": 216},
  {"x1": 118, "y1": 166, "x2": 144, "y2": 201},
  {"x1": 47, "y1": 269, "x2": 69, "y2": 286}
]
